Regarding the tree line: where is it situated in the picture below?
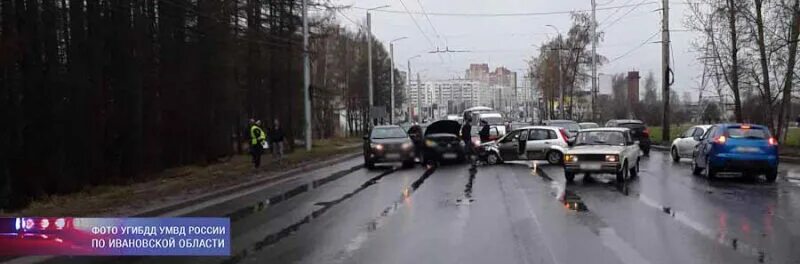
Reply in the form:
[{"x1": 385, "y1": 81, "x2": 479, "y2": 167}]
[
  {"x1": 0, "y1": 0, "x2": 399, "y2": 211},
  {"x1": 686, "y1": 0, "x2": 800, "y2": 139}
]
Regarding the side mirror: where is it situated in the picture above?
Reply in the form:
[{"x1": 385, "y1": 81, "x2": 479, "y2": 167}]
[{"x1": 692, "y1": 136, "x2": 701, "y2": 141}]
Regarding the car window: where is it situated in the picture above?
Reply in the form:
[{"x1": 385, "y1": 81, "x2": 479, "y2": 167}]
[
  {"x1": 501, "y1": 130, "x2": 522, "y2": 143},
  {"x1": 371, "y1": 127, "x2": 407, "y2": 139},
  {"x1": 702, "y1": 126, "x2": 716, "y2": 140},
  {"x1": 547, "y1": 130, "x2": 558, "y2": 140},
  {"x1": 575, "y1": 131, "x2": 626, "y2": 146},
  {"x1": 683, "y1": 128, "x2": 696, "y2": 138},
  {"x1": 691, "y1": 127, "x2": 705, "y2": 137},
  {"x1": 529, "y1": 129, "x2": 548, "y2": 140},
  {"x1": 727, "y1": 127, "x2": 769, "y2": 139}
]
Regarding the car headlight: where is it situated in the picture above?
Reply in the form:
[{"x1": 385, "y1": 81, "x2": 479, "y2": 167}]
[
  {"x1": 402, "y1": 142, "x2": 413, "y2": 150},
  {"x1": 425, "y1": 139, "x2": 436, "y2": 147},
  {"x1": 565, "y1": 154, "x2": 578, "y2": 163},
  {"x1": 472, "y1": 137, "x2": 481, "y2": 146},
  {"x1": 371, "y1": 144, "x2": 384, "y2": 151},
  {"x1": 605, "y1": 155, "x2": 618, "y2": 162}
]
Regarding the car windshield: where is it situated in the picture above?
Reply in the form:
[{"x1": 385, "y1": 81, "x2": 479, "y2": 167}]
[
  {"x1": 575, "y1": 131, "x2": 626, "y2": 146},
  {"x1": 727, "y1": 127, "x2": 769, "y2": 139},
  {"x1": 371, "y1": 127, "x2": 407, "y2": 139},
  {"x1": 481, "y1": 116, "x2": 504, "y2": 125}
]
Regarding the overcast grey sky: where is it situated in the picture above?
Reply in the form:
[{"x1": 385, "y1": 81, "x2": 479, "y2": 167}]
[{"x1": 325, "y1": 0, "x2": 700, "y2": 99}]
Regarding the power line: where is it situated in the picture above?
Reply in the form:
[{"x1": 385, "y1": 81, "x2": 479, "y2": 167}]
[
  {"x1": 607, "y1": 30, "x2": 660, "y2": 63},
  {"x1": 598, "y1": 0, "x2": 635, "y2": 25},
  {"x1": 397, "y1": 0, "x2": 437, "y2": 50},
  {"x1": 352, "y1": 2, "x2": 660, "y2": 17},
  {"x1": 599, "y1": 0, "x2": 651, "y2": 31},
  {"x1": 414, "y1": 0, "x2": 447, "y2": 47}
]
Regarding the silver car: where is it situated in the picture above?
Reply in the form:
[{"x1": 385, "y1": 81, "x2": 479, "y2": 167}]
[
  {"x1": 563, "y1": 128, "x2": 642, "y2": 183},
  {"x1": 484, "y1": 126, "x2": 570, "y2": 165},
  {"x1": 670, "y1": 125, "x2": 712, "y2": 162}
]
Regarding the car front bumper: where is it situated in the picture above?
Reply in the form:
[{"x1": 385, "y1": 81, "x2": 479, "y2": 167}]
[
  {"x1": 368, "y1": 149, "x2": 415, "y2": 163},
  {"x1": 564, "y1": 162, "x2": 621, "y2": 174}
]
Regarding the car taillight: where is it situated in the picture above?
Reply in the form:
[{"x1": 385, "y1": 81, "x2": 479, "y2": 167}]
[
  {"x1": 768, "y1": 137, "x2": 778, "y2": 146},
  {"x1": 714, "y1": 135, "x2": 726, "y2": 144},
  {"x1": 559, "y1": 128, "x2": 569, "y2": 144}
]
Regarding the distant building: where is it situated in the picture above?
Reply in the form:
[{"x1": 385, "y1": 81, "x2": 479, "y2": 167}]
[
  {"x1": 627, "y1": 71, "x2": 640, "y2": 108},
  {"x1": 407, "y1": 79, "x2": 482, "y2": 118},
  {"x1": 465, "y1": 64, "x2": 490, "y2": 82}
]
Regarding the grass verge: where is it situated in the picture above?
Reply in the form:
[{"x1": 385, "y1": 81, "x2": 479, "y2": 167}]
[{"x1": 3, "y1": 137, "x2": 362, "y2": 217}]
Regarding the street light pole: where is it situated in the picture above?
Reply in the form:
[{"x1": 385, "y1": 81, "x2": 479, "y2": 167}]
[
  {"x1": 546, "y1": 24, "x2": 564, "y2": 119},
  {"x1": 389, "y1": 37, "x2": 407, "y2": 125},
  {"x1": 591, "y1": 0, "x2": 598, "y2": 122},
  {"x1": 366, "y1": 5, "x2": 389, "y2": 126},
  {"x1": 408, "y1": 55, "x2": 421, "y2": 122}
]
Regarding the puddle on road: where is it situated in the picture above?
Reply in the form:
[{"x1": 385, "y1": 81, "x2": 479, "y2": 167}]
[
  {"x1": 638, "y1": 194, "x2": 769, "y2": 263},
  {"x1": 223, "y1": 165, "x2": 363, "y2": 222},
  {"x1": 562, "y1": 189, "x2": 588, "y2": 211},
  {"x1": 455, "y1": 167, "x2": 477, "y2": 205},
  {"x1": 220, "y1": 168, "x2": 399, "y2": 264}
]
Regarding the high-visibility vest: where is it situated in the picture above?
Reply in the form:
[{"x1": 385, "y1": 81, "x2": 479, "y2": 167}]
[{"x1": 250, "y1": 125, "x2": 266, "y2": 145}]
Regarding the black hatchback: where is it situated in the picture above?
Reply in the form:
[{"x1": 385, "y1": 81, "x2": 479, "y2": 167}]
[
  {"x1": 605, "y1": 119, "x2": 651, "y2": 156},
  {"x1": 422, "y1": 120, "x2": 466, "y2": 165}
]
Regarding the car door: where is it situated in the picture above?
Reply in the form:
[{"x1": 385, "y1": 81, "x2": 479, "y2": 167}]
[
  {"x1": 518, "y1": 129, "x2": 529, "y2": 158},
  {"x1": 498, "y1": 130, "x2": 522, "y2": 161},
  {"x1": 694, "y1": 126, "x2": 717, "y2": 167},
  {"x1": 683, "y1": 127, "x2": 706, "y2": 157},
  {"x1": 676, "y1": 127, "x2": 698, "y2": 157},
  {"x1": 525, "y1": 129, "x2": 549, "y2": 160},
  {"x1": 624, "y1": 131, "x2": 638, "y2": 163}
]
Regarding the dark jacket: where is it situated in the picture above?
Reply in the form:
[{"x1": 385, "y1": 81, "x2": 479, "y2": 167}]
[
  {"x1": 270, "y1": 127, "x2": 285, "y2": 143},
  {"x1": 461, "y1": 123, "x2": 472, "y2": 142},
  {"x1": 479, "y1": 125, "x2": 491, "y2": 142}
]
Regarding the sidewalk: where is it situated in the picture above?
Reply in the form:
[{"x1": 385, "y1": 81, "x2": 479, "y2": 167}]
[{"x1": 2, "y1": 139, "x2": 363, "y2": 217}]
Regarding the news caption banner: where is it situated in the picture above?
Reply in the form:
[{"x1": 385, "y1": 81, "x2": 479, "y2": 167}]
[{"x1": 0, "y1": 217, "x2": 230, "y2": 256}]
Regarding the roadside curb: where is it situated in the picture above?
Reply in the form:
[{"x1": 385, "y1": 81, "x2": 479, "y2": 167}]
[
  {"x1": 649, "y1": 144, "x2": 800, "y2": 164},
  {"x1": 132, "y1": 150, "x2": 362, "y2": 217}
]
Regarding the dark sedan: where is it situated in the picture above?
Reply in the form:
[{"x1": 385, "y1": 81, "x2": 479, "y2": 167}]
[
  {"x1": 605, "y1": 119, "x2": 652, "y2": 156},
  {"x1": 422, "y1": 120, "x2": 466, "y2": 165},
  {"x1": 364, "y1": 125, "x2": 416, "y2": 169}
]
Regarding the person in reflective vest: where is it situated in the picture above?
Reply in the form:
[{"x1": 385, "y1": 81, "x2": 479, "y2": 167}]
[{"x1": 249, "y1": 119, "x2": 267, "y2": 168}]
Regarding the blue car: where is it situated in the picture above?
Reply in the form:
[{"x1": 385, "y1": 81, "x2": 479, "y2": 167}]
[{"x1": 691, "y1": 124, "x2": 778, "y2": 182}]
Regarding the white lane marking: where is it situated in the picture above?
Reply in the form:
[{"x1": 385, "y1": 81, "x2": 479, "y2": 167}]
[{"x1": 598, "y1": 227, "x2": 654, "y2": 264}]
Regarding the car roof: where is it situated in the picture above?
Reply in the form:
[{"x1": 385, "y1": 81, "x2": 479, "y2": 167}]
[
  {"x1": 607, "y1": 119, "x2": 643, "y2": 124},
  {"x1": 579, "y1": 122, "x2": 598, "y2": 125},
  {"x1": 478, "y1": 112, "x2": 502, "y2": 117},
  {"x1": 579, "y1": 127, "x2": 630, "y2": 132},
  {"x1": 544, "y1": 119, "x2": 577, "y2": 123},
  {"x1": 517, "y1": 126, "x2": 562, "y2": 131},
  {"x1": 373, "y1": 125, "x2": 401, "y2": 129},
  {"x1": 716, "y1": 123, "x2": 769, "y2": 129}
]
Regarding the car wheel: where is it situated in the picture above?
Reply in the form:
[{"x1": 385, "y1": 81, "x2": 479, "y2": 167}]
[
  {"x1": 366, "y1": 160, "x2": 375, "y2": 170},
  {"x1": 691, "y1": 156, "x2": 702, "y2": 176},
  {"x1": 546, "y1": 151, "x2": 562, "y2": 165},
  {"x1": 630, "y1": 160, "x2": 639, "y2": 178},
  {"x1": 671, "y1": 147, "x2": 680, "y2": 163},
  {"x1": 765, "y1": 169, "x2": 778, "y2": 183},
  {"x1": 487, "y1": 152, "x2": 501, "y2": 165},
  {"x1": 616, "y1": 163, "x2": 628, "y2": 183},
  {"x1": 704, "y1": 157, "x2": 717, "y2": 180},
  {"x1": 565, "y1": 171, "x2": 575, "y2": 182}
]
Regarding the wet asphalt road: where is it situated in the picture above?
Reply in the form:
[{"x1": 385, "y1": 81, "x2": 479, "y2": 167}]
[{"x1": 44, "y1": 150, "x2": 800, "y2": 264}]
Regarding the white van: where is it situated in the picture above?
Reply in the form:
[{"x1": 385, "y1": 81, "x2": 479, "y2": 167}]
[{"x1": 477, "y1": 112, "x2": 507, "y2": 136}]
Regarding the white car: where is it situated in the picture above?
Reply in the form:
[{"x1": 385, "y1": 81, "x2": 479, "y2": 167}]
[
  {"x1": 563, "y1": 128, "x2": 642, "y2": 183},
  {"x1": 484, "y1": 126, "x2": 570, "y2": 165},
  {"x1": 670, "y1": 125, "x2": 712, "y2": 162}
]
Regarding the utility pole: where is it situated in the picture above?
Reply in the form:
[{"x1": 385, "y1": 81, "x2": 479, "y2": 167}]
[
  {"x1": 591, "y1": 0, "x2": 598, "y2": 122},
  {"x1": 302, "y1": 0, "x2": 312, "y2": 151},
  {"x1": 367, "y1": 11, "x2": 373, "y2": 111},
  {"x1": 389, "y1": 37, "x2": 407, "y2": 125},
  {"x1": 661, "y1": 0, "x2": 671, "y2": 143},
  {"x1": 417, "y1": 73, "x2": 422, "y2": 122}
]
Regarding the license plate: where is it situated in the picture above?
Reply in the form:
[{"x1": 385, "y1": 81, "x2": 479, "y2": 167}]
[
  {"x1": 735, "y1": 147, "x2": 760, "y2": 153},
  {"x1": 386, "y1": 153, "x2": 400, "y2": 159},
  {"x1": 580, "y1": 164, "x2": 602, "y2": 170},
  {"x1": 443, "y1": 153, "x2": 458, "y2": 159}
]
